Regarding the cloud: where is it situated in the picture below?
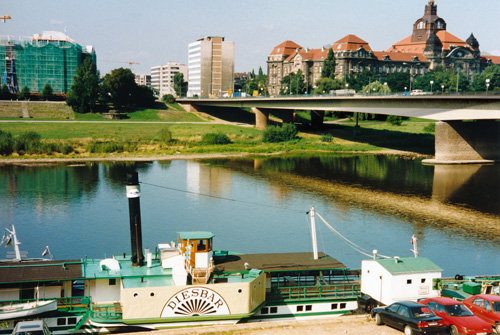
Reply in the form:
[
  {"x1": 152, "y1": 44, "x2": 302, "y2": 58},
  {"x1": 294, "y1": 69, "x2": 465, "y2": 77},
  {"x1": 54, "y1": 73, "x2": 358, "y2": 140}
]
[
  {"x1": 50, "y1": 19, "x2": 65, "y2": 26},
  {"x1": 490, "y1": 50, "x2": 500, "y2": 56}
]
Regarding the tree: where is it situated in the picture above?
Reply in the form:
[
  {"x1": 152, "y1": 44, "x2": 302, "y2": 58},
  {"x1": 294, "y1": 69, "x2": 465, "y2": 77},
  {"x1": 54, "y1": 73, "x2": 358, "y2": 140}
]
[
  {"x1": 313, "y1": 78, "x2": 343, "y2": 94},
  {"x1": 384, "y1": 72, "x2": 411, "y2": 92},
  {"x1": 321, "y1": 48, "x2": 336, "y2": 79},
  {"x1": 18, "y1": 86, "x2": 30, "y2": 100},
  {"x1": 0, "y1": 84, "x2": 11, "y2": 100},
  {"x1": 102, "y1": 67, "x2": 136, "y2": 110},
  {"x1": 280, "y1": 70, "x2": 307, "y2": 95},
  {"x1": 134, "y1": 85, "x2": 156, "y2": 107},
  {"x1": 66, "y1": 57, "x2": 100, "y2": 113},
  {"x1": 244, "y1": 67, "x2": 268, "y2": 95},
  {"x1": 346, "y1": 70, "x2": 374, "y2": 92},
  {"x1": 42, "y1": 83, "x2": 54, "y2": 100},
  {"x1": 173, "y1": 72, "x2": 188, "y2": 97},
  {"x1": 361, "y1": 81, "x2": 391, "y2": 95},
  {"x1": 472, "y1": 65, "x2": 500, "y2": 91}
]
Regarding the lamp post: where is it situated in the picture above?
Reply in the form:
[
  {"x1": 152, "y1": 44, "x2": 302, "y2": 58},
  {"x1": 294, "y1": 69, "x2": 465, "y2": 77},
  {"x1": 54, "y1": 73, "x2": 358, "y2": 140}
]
[
  {"x1": 486, "y1": 78, "x2": 491, "y2": 95},
  {"x1": 383, "y1": 82, "x2": 388, "y2": 95},
  {"x1": 441, "y1": 85, "x2": 444, "y2": 95},
  {"x1": 430, "y1": 80, "x2": 434, "y2": 94}
]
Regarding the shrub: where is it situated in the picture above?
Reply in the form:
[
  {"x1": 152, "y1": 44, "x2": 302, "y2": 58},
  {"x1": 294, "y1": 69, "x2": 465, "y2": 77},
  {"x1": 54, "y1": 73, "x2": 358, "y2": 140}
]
[
  {"x1": 162, "y1": 94, "x2": 176, "y2": 104},
  {"x1": 262, "y1": 124, "x2": 298, "y2": 143},
  {"x1": 86, "y1": 141, "x2": 124, "y2": 153},
  {"x1": 13, "y1": 131, "x2": 42, "y2": 154},
  {"x1": 387, "y1": 115, "x2": 403, "y2": 126},
  {"x1": 202, "y1": 132, "x2": 231, "y2": 145},
  {"x1": 320, "y1": 133, "x2": 334, "y2": 142},
  {"x1": 156, "y1": 127, "x2": 173, "y2": 144},
  {"x1": 0, "y1": 130, "x2": 14, "y2": 155}
]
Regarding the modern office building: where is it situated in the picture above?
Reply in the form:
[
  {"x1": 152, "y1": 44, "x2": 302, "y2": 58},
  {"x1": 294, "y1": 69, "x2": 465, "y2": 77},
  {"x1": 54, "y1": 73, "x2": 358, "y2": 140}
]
[
  {"x1": 267, "y1": 0, "x2": 500, "y2": 95},
  {"x1": 150, "y1": 62, "x2": 187, "y2": 98},
  {"x1": 0, "y1": 31, "x2": 96, "y2": 94},
  {"x1": 187, "y1": 36, "x2": 234, "y2": 98}
]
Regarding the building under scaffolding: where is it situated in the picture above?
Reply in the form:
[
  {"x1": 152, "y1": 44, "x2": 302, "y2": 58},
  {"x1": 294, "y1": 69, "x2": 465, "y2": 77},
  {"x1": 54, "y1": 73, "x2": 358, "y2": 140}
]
[{"x1": 0, "y1": 31, "x2": 96, "y2": 94}]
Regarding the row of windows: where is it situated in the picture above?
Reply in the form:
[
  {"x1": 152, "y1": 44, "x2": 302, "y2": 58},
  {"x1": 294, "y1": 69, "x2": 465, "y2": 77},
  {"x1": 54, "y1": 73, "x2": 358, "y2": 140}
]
[{"x1": 260, "y1": 302, "x2": 347, "y2": 315}]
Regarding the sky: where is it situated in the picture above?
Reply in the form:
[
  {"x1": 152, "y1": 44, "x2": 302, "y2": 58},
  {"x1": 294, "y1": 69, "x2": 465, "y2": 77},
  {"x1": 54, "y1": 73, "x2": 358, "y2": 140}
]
[{"x1": 1, "y1": 0, "x2": 499, "y2": 76}]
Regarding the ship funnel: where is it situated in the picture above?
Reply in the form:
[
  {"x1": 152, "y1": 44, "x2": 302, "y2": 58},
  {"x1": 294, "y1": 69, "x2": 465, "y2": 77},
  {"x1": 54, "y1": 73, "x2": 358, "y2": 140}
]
[{"x1": 126, "y1": 172, "x2": 144, "y2": 267}]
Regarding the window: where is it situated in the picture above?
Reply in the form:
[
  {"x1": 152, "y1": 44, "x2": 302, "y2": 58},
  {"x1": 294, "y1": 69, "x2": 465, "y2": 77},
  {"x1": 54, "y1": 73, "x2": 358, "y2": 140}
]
[
  {"x1": 270, "y1": 307, "x2": 278, "y2": 314},
  {"x1": 484, "y1": 301, "x2": 492, "y2": 312},
  {"x1": 407, "y1": 279, "x2": 412, "y2": 284},
  {"x1": 109, "y1": 279, "x2": 116, "y2": 286},
  {"x1": 261, "y1": 307, "x2": 269, "y2": 314},
  {"x1": 67, "y1": 318, "x2": 77, "y2": 325},
  {"x1": 305, "y1": 305, "x2": 312, "y2": 311},
  {"x1": 331, "y1": 303, "x2": 338, "y2": 310},
  {"x1": 57, "y1": 318, "x2": 66, "y2": 326},
  {"x1": 398, "y1": 306, "x2": 410, "y2": 318},
  {"x1": 387, "y1": 304, "x2": 400, "y2": 313},
  {"x1": 340, "y1": 303, "x2": 346, "y2": 309},
  {"x1": 421, "y1": 278, "x2": 426, "y2": 283},
  {"x1": 297, "y1": 306, "x2": 304, "y2": 312}
]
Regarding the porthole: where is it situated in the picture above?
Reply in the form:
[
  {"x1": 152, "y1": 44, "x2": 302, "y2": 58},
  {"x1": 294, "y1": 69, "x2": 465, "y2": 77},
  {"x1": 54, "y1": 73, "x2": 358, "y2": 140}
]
[
  {"x1": 238, "y1": 289, "x2": 242, "y2": 293},
  {"x1": 150, "y1": 292, "x2": 155, "y2": 297}
]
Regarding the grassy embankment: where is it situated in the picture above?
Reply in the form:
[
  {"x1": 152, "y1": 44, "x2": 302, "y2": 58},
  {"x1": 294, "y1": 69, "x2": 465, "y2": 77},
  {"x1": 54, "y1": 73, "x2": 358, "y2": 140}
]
[{"x1": 0, "y1": 101, "x2": 436, "y2": 160}]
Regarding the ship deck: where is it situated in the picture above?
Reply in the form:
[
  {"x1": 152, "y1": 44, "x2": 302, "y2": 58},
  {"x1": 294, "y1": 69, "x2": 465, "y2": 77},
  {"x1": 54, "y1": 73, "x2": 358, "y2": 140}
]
[{"x1": 214, "y1": 252, "x2": 348, "y2": 273}]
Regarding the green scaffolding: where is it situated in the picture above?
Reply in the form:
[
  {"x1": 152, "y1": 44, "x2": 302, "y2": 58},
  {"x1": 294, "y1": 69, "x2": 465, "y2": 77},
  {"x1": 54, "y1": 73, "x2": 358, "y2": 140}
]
[{"x1": 1, "y1": 37, "x2": 95, "y2": 94}]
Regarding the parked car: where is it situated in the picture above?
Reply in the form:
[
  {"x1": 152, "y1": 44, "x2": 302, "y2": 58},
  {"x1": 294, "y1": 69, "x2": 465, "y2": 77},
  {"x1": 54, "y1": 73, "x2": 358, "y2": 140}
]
[
  {"x1": 371, "y1": 301, "x2": 446, "y2": 334},
  {"x1": 11, "y1": 320, "x2": 51, "y2": 335},
  {"x1": 420, "y1": 297, "x2": 493, "y2": 335},
  {"x1": 463, "y1": 294, "x2": 500, "y2": 333}
]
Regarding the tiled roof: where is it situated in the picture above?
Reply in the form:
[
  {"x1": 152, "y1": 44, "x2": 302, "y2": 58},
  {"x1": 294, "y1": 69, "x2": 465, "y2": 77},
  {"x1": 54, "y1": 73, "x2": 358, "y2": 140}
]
[
  {"x1": 332, "y1": 34, "x2": 373, "y2": 52},
  {"x1": 373, "y1": 51, "x2": 429, "y2": 62},
  {"x1": 481, "y1": 55, "x2": 500, "y2": 65},
  {"x1": 387, "y1": 31, "x2": 469, "y2": 54},
  {"x1": 296, "y1": 48, "x2": 329, "y2": 61},
  {"x1": 269, "y1": 40, "x2": 303, "y2": 56}
]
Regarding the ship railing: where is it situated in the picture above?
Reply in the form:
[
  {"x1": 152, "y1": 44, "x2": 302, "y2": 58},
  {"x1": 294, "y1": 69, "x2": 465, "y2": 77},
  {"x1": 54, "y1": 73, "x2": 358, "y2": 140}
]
[
  {"x1": 0, "y1": 296, "x2": 91, "y2": 311},
  {"x1": 90, "y1": 303, "x2": 123, "y2": 321},
  {"x1": 267, "y1": 283, "x2": 361, "y2": 301}
]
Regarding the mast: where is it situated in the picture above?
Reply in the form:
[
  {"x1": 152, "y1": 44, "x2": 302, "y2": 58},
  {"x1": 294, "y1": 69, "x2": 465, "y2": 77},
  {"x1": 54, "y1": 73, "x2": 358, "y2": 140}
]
[
  {"x1": 310, "y1": 207, "x2": 318, "y2": 260},
  {"x1": 411, "y1": 234, "x2": 419, "y2": 258},
  {"x1": 7, "y1": 225, "x2": 22, "y2": 261}
]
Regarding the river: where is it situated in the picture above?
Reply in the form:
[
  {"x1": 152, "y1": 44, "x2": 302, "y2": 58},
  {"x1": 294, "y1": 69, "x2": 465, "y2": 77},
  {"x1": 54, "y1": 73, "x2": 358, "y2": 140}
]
[{"x1": 0, "y1": 154, "x2": 499, "y2": 277}]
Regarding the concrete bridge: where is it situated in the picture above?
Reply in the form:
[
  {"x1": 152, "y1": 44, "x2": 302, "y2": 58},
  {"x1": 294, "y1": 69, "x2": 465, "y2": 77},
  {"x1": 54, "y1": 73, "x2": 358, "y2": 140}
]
[{"x1": 179, "y1": 95, "x2": 500, "y2": 164}]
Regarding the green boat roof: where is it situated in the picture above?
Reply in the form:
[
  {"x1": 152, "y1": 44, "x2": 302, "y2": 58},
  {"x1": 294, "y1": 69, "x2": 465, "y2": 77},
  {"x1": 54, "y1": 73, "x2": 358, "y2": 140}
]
[
  {"x1": 371, "y1": 257, "x2": 442, "y2": 274},
  {"x1": 177, "y1": 231, "x2": 214, "y2": 240}
]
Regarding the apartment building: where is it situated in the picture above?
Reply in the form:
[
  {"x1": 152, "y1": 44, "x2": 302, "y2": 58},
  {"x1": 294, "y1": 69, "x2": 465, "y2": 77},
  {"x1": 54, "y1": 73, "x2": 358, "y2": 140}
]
[
  {"x1": 187, "y1": 36, "x2": 234, "y2": 97},
  {"x1": 150, "y1": 62, "x2": 187, "y2": 98}
]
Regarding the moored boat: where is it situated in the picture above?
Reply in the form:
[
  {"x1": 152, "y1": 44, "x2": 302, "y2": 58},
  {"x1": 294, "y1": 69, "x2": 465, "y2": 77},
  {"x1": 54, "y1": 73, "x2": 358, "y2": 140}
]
[
  {"x1": 0, "y1": 300, "x2": 57, "y2": 320},
  {"x1": 0, "y1": 173, "x2": 361, "y2": 334}
]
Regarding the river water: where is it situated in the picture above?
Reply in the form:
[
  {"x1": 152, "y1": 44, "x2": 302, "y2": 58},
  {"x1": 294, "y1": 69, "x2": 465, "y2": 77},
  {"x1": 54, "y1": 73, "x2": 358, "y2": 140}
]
[{"x1": 0, "y1": 155, "x2": 498, "y2": 277}]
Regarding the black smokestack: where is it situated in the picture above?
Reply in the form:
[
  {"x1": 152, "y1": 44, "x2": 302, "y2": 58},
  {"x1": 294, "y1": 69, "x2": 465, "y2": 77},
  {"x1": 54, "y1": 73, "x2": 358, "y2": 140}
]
[{"x1": 126, "y1": 172, "x2": 144, "y2": 267}]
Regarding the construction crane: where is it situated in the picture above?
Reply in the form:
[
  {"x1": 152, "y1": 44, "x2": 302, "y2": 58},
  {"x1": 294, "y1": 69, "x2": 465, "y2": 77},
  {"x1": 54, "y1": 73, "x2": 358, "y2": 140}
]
[
  {"x1": 100, "y1": 60, "x2": 141, "y2": 72},
  {"x1": 1, "y1": 15, "x2": 11, "y2": 23}
]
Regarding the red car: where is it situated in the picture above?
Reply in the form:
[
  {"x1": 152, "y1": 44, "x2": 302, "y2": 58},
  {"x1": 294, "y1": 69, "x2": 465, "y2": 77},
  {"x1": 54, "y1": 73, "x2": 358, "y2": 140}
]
[
  {"x1": 463, "y1": 294, "x2": 500, "y2": 333},
  {"x1": 420, "y1": 297, "x2": 493, "y2": 335}
]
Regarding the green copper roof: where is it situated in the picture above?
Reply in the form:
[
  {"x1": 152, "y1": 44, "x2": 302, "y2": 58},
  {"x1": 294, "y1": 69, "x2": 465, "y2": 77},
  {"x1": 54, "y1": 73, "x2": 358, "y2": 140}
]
[
  {"x1": 373, "y1": 257, "x2": 442, "y2": 274},
  {"x1": 177, "y1": 231, "x2": 214, "y2": 240}
]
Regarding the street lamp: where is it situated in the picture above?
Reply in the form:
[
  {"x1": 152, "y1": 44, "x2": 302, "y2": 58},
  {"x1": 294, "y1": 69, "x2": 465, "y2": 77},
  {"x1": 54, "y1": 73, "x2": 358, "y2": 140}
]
[
  {"x1": 383, "y1": 82, "x2": 388, "y2": 95},
  {"x1": 441, "y1": 85, "x2": 444, "y2": 95},
  {"x1": 430, "y1": 80, "x2": 434, "y2": 94},
  {"x1": 486, "y1": 78, "x2": 491, "y2": 95}
]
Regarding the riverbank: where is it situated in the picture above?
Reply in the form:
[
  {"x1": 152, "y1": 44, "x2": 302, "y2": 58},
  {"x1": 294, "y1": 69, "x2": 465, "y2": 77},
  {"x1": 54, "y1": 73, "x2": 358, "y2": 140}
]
[{"x1": 113, "y1": 315, "x2": 401, "y2": 335}]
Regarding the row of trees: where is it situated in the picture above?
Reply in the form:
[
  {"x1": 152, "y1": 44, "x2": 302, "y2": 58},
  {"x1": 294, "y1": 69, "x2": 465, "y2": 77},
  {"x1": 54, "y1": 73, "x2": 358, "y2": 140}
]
[
  {"x1": 66, "y1": 58, "x2": 158, "y2": 113},
  {"x1": 1, "y1": 82, "x2": 57, "y2": 101}
]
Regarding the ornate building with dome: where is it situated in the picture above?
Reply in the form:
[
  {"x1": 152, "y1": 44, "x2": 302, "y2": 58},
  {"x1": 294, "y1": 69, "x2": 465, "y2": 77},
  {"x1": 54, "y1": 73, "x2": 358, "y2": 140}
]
[{"x1": 266, "y1": 0, "x2": 499, "y2": 95}]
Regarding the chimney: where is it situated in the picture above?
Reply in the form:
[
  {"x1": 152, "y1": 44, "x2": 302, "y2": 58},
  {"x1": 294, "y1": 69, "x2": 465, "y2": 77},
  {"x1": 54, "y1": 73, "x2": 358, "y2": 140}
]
[{"x1": 126, "y1": 172, "x2": 144, "y2": 267}]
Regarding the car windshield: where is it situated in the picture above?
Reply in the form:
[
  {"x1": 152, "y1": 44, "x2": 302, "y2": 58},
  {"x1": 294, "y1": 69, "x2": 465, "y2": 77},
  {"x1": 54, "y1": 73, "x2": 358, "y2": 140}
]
[
  {"x1": 444, "y1": 304, "x2": 474, "y2": 316},
  {"x1": 411, "y1": 306, "x2": 434, "y2": 318},
  {"x1": 492, "y1": 302, "x2": 500, "y2": 313}
]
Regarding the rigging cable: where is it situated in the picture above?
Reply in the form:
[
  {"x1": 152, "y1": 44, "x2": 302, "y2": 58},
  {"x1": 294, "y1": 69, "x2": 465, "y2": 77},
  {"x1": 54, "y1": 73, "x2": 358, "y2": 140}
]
[
  {"x1": 315, "y1": 211, "x2": 391, "y2": 259},
  {"x1": 140, "y1": 181, "x2": 305, "y2": 214}
]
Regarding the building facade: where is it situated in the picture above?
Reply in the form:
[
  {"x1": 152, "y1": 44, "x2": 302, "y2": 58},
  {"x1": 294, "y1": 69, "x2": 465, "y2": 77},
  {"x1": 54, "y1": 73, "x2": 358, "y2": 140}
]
[
  {"x1": 267, "y1": 0, "x2": 499, "y2": 95},
  {"x1": 187, "y1": 36, "x2": 234, "y2": 98},
  {"x1": 150, "y1": 62, "x2": 187, "y2": 98},
  {"x1": 135, "y1": 74, "x2": 151, "y2": 88},
  {"x1": 0, "y1": 31, "x2": 96, "y2": 94}
]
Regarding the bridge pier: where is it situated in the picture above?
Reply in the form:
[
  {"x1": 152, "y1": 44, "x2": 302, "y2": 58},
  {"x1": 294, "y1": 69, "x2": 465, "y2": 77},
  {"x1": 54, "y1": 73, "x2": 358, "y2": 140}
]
[
  {"x1": 424, "y1": 120, "x2": 500, "y2": 164},
  {"x1": 252, "y1": 107, "x2": 269, "y2": 130},
  {"x1": 311, "y1": 110, "x2": 325, "y2": 129}
]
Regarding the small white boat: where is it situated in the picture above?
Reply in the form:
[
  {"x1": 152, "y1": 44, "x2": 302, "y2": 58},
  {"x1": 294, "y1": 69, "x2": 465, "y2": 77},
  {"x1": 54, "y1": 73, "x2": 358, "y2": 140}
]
[{"x1": 0, "y1": 300, "x2": 57, "y2": 320}]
